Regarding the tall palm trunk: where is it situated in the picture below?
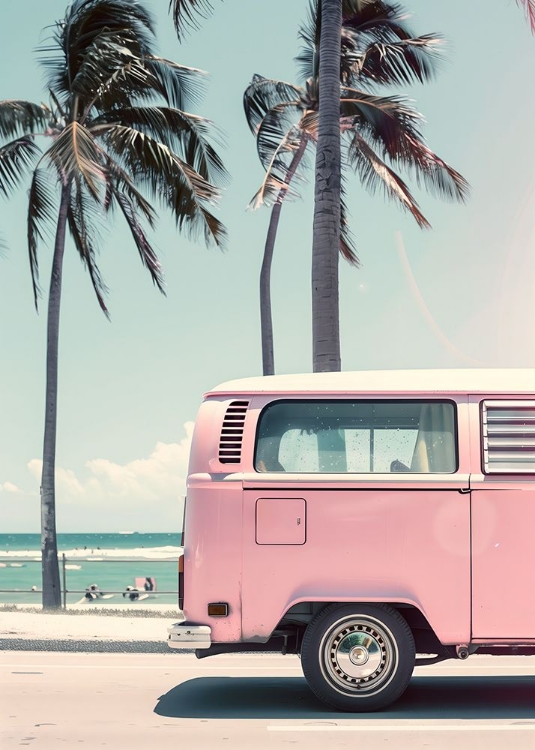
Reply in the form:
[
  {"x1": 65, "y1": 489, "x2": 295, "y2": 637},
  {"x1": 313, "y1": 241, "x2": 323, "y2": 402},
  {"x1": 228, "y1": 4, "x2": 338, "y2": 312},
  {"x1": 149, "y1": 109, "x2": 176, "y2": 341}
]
[
  {"x1": 260, "y1": 137, "x2": 308, "y2": 375},
  {"x1": 41, "y1": 182, "x2": 71, "y2": 609},
  {"x1": 311, "y1": 0, "x2": 342, "y2": 373}
]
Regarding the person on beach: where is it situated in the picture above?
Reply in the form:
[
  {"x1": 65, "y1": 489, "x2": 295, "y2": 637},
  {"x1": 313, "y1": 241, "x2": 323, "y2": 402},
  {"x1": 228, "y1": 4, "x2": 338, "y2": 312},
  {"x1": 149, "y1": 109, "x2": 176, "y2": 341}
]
[
  {"x1": 122, "y1": 585, "x2": 139, "y2": 601},
  {"x1": 84, "y1": 583, "x2": 103, "y2": 601}
]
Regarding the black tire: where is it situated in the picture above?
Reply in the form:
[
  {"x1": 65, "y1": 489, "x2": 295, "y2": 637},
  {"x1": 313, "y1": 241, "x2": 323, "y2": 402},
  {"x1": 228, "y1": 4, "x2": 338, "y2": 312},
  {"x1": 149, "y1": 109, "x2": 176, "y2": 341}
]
[{"x1": 301, "y1": 603, "x2": 415, "y2": 712}]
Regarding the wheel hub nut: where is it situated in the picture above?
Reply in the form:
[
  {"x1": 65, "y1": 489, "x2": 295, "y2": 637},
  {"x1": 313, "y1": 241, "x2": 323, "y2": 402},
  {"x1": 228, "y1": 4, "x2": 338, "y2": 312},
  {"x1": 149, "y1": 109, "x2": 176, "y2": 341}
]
[{"x1": 349, "y1": 645, "x2": 369, "y2": 666}]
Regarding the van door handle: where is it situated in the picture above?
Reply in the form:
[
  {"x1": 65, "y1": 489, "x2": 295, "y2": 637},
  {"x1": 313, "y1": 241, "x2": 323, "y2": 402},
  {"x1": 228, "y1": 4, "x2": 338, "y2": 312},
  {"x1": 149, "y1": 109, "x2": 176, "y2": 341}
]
[{"x1": 297, "y1": 517, "x2": 301, "y2": 526}]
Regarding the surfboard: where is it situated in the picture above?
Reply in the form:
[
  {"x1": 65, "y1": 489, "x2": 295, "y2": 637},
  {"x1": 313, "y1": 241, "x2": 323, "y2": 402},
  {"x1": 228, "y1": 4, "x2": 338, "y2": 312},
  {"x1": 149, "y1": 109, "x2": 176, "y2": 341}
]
[{"x1": 75, "y1": 593, "x2": 114, "y2": 604}]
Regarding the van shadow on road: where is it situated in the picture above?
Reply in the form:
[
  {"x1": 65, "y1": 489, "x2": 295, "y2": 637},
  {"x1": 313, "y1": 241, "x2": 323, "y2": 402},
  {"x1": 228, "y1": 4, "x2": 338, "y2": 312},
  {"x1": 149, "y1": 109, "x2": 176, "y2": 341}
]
[{"x1": 154, "y1": 675, "x2": 535, "y2": 720}]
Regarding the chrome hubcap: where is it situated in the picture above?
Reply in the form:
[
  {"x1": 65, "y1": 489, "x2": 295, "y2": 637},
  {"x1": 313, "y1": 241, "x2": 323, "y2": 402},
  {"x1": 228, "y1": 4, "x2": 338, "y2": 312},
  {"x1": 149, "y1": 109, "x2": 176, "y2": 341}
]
[{"x1": 321, "y1": 617, "x2": 397, "y2": 695}]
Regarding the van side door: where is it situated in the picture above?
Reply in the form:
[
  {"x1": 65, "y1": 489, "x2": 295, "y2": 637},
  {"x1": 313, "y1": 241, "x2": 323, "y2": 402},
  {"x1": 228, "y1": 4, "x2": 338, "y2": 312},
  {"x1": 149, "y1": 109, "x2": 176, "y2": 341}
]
[{"x1": 241, "y1": 396, "x2": 472, "y2": 646}]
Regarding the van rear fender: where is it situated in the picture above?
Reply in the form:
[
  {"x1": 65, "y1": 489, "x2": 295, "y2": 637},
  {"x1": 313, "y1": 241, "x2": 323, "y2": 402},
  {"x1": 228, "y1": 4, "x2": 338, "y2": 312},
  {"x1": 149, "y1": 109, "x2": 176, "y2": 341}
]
[
  {"x1": 276, "y1": 599, "x2": 449, "y2": 653},
  {"x1": 243, "y1": 593, "x2": 467, "y2": 647}
]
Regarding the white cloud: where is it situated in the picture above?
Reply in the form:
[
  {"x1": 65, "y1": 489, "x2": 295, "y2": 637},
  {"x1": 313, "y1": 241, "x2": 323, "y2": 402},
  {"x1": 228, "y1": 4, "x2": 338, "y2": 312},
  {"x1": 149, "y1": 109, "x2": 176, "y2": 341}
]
[
  {"x1": 84, "y1": 425, "x2": 194, "y2": 504},
  {"x1": 27, "y1": 422, "x2": 194, "y2": 509},
  {"x1": 28, "y1": 461, "x2": 85, "y2": 498},
  {"x1": 6, "y1": 422, "x2": 194, "y2": 530},
  {"x1": 0, "y1": 481, "x2": 22, "y2": 493}
]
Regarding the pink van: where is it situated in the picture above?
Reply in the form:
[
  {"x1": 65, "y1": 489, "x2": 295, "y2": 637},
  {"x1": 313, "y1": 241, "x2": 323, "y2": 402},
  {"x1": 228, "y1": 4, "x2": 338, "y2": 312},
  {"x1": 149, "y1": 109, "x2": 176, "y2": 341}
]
[{"x1": 168, "y1": 369, "x2": 535, "y2": 711}]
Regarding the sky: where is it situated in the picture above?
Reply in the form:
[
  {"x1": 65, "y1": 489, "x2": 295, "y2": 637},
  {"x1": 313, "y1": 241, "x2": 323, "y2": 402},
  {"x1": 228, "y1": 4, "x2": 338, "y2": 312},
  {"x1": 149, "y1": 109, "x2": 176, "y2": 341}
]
[{"x1": 1, "y1": 0, "x2": 535, "y2": 532}]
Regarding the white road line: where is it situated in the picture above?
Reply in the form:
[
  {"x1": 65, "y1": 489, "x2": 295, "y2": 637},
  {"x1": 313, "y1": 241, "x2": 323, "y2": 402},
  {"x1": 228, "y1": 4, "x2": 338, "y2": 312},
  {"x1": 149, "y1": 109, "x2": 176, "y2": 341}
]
[
  {"x1": 267, "y1": 725, "x2": 535, "y2": 732},
  {"x1": 2, "y1": 663, "x2": 535, "y2": 672}
]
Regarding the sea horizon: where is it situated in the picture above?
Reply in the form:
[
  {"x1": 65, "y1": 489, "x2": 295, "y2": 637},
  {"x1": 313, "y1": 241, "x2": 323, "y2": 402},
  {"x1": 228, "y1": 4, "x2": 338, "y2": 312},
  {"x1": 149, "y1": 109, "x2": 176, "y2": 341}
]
[
  {"x1": 0, "y1": 531, "x2": 183, "y2": 537},
  {"x1": 0, "y1": 532, "x2": 183, "y2": 605}
]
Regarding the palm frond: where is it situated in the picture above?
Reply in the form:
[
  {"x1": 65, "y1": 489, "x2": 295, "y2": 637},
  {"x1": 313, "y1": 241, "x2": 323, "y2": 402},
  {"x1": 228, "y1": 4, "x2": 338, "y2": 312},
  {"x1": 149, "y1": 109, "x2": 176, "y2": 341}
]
[
  {"x1": 40, "y1": 0, "x2": 156, "y2": 102},
  {"x1": 47, "y1": 122, "x2": 105, "y2": 199},
  {"x1": 169, "y1": 0, "x2": 218, "y2": 39},
  {"x1": 352, "y1": 35, "x2": 444, "y2": 86},
  {"x1": 48, "y1": 89, "x2": 68, "y2": 121},
  {"x1": 295, "y1": 1, "x2": 320, "y2": 81},
  {"x1": 0, "y1": 137, "x2": 41, "y2": 198},
  {"x1": 295, "y1": 47, "x2": 316, "y2": 85},
  {"x1": 248, "y1": 174, "x2": 290, "y2": 212},
  {"x1": 67, "y1": 176, "x2": 109, "y2": 315},
  {"x1": 342, "y1": 1, "x2": 417, "y2": 43},
  {"x1": 342, "y1": 94, "x2": 468, "y2": 204},
  {"x1": 298, "y1": 110, "x2": 320, "y2": 139},
  {"x1": 0, "y1": 101, "x2": 50, "y2": 140},
  {"x1": 143, "y1": 57, "x2": 207, "y2": 111},
  {"x1": 104, "y1": 157, "x2": 156, "y2": 228},
  {"x1": 393, "y1": 133, "x2": 470, "y2": 202},
  {"x1": 38, "y1": 47, "x2": 70, "y2": 106},
  {"x1": 195, "y1": 206, "x2": 227, "y2": 248},
  {"x1": 79, "y1": 55, "x2": 151, "y2": 119},
  {"x1": 255, "y1": 102, "x2": 306, "y2": 169},
  {"x1": 243, "y1": 75, "x2": 304, "y2": 135},
  {"x1": 340, "y1": 89, "x2": 425, "y2": 160},
  {"x1": 341, "y1": 88, "x2": 422, "y2": 122},
  {"x1": 167, "y1": 158, "x2": 227, "y2": 248},
  {"x1": 72, "y1": 30, "x2": 143, "y2": 109},
  {"x1": 64, "y1": 0, "x2": 156, "y2": 46},
  {"x1": 112, "y1": 189, "x2": 164, "y2": 292},
  {"x1": 347, "y1": 132, "x2": 430, "y2": 228},
  {"x1": 517, "y1": 0, "x2": 535, "y2": 32},
  {"x1": 104, "y1": 124, "x2": 218, "y2": 201},
  {"x1": 249, "y1": 129, "x2": 309, "y2": 210},
  {"x1": 104, "y1": 124, "x2": 226, "y2": 247},
  {"x1": 79, "y1": 54, "x2": 207, "y2": 119},
  {"x1": 340, "y1": 181, "x2": 359, "y2": 265},
  {"x1": 93, "y1": 106, "x2": 227, "y2": 185},
  {"x1": 27, "y1": 168, "x2": 57, "y2": 309}
]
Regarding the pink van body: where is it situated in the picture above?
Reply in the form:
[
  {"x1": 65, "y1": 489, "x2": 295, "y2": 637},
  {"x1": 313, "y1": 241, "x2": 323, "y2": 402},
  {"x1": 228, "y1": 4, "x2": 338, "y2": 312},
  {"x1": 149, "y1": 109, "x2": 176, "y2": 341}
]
[{"x1": 169, "y1": 370, "x2": 535, "y2": 660}]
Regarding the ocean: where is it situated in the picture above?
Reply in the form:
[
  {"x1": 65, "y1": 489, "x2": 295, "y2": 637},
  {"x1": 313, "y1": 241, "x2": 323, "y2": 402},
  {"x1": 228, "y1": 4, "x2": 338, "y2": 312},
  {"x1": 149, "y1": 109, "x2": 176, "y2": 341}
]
[{"x1": 0, "y1": 533, "x2": 183, "y2": 607}]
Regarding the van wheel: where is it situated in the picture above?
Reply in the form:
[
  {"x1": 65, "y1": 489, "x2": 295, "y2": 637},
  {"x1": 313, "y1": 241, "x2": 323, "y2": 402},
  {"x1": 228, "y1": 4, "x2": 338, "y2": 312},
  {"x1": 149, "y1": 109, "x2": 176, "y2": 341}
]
[{"x1": 301, "y1": 603, "x2": 415, "y2": 712}]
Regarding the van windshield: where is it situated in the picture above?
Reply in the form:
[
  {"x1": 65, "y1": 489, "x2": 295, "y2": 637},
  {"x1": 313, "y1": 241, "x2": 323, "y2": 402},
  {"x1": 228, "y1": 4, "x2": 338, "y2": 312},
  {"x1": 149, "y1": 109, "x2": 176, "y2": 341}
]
[{"x1": 255, "y1": 400, "x2": 456, "y2": 474}]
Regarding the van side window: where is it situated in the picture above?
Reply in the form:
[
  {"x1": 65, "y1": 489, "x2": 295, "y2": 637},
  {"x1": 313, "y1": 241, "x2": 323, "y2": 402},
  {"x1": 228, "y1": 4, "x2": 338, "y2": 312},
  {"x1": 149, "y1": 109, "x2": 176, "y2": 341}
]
[
  {"x1": 482, "y1": 400, "x2": 535, "y2": 473},
  {"x1": 255, "y1": 400, "x2": 457, "y2": 474}
]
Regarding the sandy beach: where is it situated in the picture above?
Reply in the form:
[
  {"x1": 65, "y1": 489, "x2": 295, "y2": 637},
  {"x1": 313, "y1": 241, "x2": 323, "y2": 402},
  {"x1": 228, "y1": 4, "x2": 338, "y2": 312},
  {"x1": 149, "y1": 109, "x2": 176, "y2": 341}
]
[{"x1": 0, "y1": 607, "x2": 184, "y2": 653}]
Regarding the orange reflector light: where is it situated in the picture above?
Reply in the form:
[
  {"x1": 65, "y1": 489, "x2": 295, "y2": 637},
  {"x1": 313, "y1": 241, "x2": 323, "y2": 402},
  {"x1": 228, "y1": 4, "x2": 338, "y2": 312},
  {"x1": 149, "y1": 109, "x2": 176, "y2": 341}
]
[
  {"x1": 178, "y1": 556, "x2": 184, "y2": 573},
  {"x1": 208, "y1": 603, "x2": 229, "y2": 617}
]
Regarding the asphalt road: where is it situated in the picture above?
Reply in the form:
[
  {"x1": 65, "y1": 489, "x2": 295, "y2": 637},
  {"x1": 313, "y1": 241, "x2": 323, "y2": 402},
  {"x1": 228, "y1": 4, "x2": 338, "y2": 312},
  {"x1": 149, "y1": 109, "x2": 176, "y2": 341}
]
[{"x1": 2, "y1": 652, "x2": 535, "y2": 749}]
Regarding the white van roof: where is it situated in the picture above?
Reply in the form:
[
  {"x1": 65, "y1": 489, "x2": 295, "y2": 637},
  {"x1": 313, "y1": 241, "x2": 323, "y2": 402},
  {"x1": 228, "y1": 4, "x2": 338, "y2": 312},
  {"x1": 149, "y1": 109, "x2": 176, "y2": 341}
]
[{"x1": 209, "y1": 369, "x2": 535, "y2": 396}]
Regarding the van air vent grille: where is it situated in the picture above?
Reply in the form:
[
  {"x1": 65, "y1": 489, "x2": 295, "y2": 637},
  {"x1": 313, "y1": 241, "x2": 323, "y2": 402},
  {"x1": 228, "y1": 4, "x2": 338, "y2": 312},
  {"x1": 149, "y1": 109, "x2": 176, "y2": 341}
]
[
  {"x1": 483, "y1": 400, "x2": 535, "y2": 473},
  {"x1": 219, "y1": 401, "x2": 249, "y2": 464}
]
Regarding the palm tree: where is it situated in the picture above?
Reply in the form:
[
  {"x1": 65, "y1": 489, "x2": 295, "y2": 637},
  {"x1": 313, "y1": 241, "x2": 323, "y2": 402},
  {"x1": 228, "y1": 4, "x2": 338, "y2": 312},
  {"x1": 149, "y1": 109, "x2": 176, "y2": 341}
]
[
  {"x1": 244, "y1": 1, "x2": 468, "y2": 376},
  {"x1": 0, "y1": 0, "x2": 226, "y2": 608},
  {"x1": 172, "y1": 0, "x2": 528, "y2": 374},
  {"x1": 311, "y1": 0, "x2": 344, "y2": 371}
]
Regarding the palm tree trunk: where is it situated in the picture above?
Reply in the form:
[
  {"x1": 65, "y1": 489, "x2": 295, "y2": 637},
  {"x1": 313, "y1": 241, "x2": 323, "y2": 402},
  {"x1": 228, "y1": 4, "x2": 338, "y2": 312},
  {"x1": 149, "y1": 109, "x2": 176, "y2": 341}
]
[
  {"x1": 311, "y1": 0, "x2": 342, "y2": 373},
  {"x1": 41, "y1": 182, "x2": 71, "y2": 609},
  {"x1": 260, "y1": 137, "x2": 308, "y2": 376}
]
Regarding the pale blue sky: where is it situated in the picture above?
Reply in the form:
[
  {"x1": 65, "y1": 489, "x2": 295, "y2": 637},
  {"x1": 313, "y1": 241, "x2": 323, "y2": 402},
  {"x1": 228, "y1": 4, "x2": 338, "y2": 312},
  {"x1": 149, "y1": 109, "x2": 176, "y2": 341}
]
[{"x1": 1, "y1": 0, "x2": 535, "y2": 531}]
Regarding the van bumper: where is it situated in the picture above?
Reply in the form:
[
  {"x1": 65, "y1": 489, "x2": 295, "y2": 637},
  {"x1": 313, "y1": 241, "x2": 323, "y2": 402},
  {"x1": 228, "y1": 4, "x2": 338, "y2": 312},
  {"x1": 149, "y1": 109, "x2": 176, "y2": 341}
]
[{"x1": 167, "y1": 622, "x2": 212, "y2": 650}]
